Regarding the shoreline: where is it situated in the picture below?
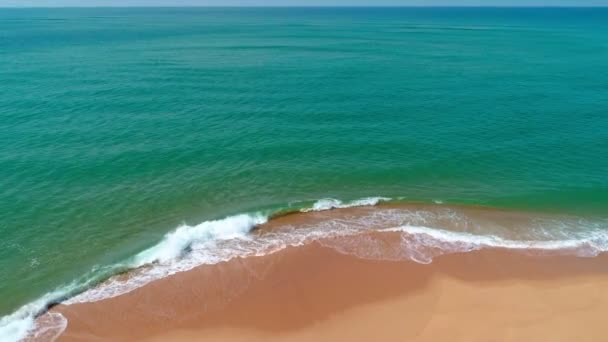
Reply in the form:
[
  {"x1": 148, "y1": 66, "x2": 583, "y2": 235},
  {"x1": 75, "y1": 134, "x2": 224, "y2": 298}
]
[
  {"x1": 49, "y1": 241, "x2": 608, "y2": 341},
  {"x1": 21, "y1": 202, "x2": 608, "y2": 341}
]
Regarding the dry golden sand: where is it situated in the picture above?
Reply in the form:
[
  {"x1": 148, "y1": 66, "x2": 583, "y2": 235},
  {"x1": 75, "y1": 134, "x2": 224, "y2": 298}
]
[{"x1": 48, "y1": 238, "x2": 608, "y2": 342}]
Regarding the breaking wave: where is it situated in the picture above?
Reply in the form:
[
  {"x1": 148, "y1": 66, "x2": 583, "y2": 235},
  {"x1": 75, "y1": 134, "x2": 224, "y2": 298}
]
[
  {"x1": 2, "y1": 198, "x2": 608, "y2": 342},
  {"x1": 301, "y1": 197, "x2": 391, "y2": 212}
]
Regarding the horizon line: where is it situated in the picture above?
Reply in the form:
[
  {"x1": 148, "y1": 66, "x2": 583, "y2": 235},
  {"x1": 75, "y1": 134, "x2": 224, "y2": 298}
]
[{"x1": 2, "y1": 5, "x2": 608, "y2": 8}]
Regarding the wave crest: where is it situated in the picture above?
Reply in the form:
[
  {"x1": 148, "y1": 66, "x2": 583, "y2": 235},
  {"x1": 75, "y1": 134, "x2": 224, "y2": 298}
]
[
  {"x1": 132, "y1": 213, "x2": 267, "y2": 266},
  {"x1": 301, "y1": 197, "x2": 391, "y2": 212}
]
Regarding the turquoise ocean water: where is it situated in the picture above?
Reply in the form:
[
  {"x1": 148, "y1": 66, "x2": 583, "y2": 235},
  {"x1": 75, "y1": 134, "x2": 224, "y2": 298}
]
[{"x1": 1, "y1": 7, "x2": 608, "y2": 339}]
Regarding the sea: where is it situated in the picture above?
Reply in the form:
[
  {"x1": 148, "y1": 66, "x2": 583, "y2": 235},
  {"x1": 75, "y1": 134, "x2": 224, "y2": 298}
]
[{"x1": 1, "y1": 6, "x2": 607, "y2": 341}]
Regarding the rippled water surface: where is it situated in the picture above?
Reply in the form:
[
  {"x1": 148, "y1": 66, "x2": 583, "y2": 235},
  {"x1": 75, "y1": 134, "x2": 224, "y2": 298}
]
[{"x1": 1, "y1": 7, "x2": 608, "y2": 321}]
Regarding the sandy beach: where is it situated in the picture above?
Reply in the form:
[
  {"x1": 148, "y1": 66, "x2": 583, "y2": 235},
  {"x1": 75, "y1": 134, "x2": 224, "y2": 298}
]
[{"x1": 44, "y1": 223, "x2": 608, "y2": 342}]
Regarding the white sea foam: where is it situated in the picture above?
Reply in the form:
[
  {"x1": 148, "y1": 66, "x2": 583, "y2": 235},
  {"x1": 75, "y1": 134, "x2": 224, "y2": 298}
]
[
  {"x1": 0, "y1": 315, "x2": 33, "y2": 342},
  {"x1": 0, "y1": 287, "x2": 73, "y2": 342},
  {"x1": 301, "y1": 197, "x2": 391, "y2": 212},
  {"x1": 132, "y1": 213, "x2": 267, "y2": 266},
  {"x1": 383, "y1": 225, "x2": 608, "y2": 255},
  {"x1": 28, "y1": 313, "x2": 66, "y2": 342},
  {"x1": 3, "y1": 201, "x2": 608, "y2": 342}
]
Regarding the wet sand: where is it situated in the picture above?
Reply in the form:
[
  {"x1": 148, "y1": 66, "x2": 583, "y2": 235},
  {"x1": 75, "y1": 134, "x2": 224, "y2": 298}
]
[{"x1": 48, "y1": 236, "x2": 608, "y2": 342}]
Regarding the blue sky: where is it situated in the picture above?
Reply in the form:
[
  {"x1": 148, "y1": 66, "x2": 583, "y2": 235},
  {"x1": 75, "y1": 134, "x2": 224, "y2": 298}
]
[{"x1": 2, "y1": 0, "x2": 607, "y2": 6}]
